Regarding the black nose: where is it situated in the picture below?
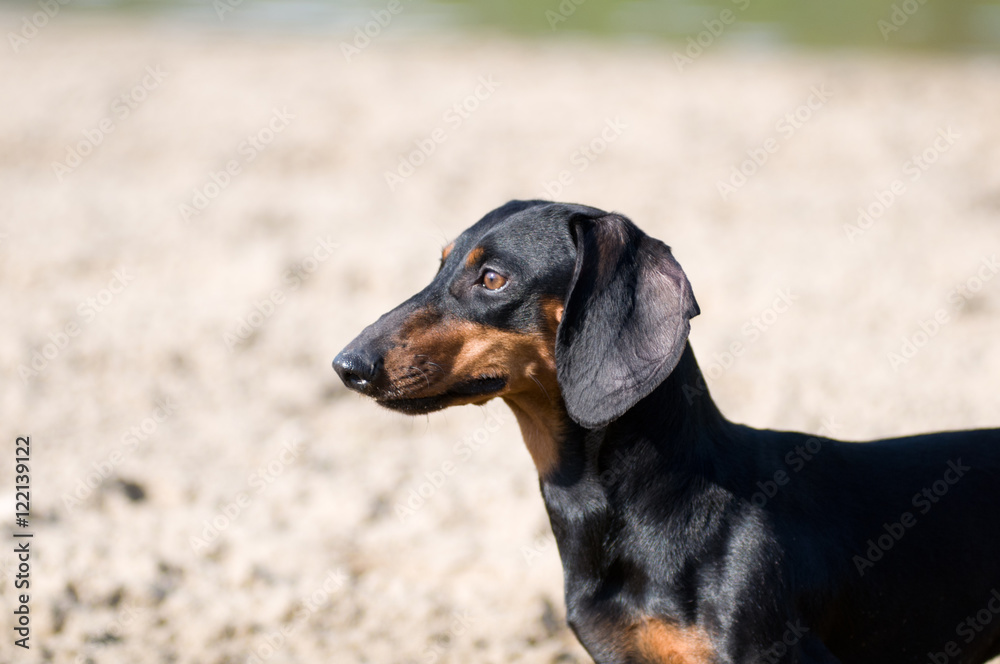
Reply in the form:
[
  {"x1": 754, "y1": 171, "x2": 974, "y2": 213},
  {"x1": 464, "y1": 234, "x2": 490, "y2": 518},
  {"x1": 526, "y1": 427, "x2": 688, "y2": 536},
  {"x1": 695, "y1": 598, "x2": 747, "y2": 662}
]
[{"x1": 333, "y1": 348, "x2": 384, "y2": 393}]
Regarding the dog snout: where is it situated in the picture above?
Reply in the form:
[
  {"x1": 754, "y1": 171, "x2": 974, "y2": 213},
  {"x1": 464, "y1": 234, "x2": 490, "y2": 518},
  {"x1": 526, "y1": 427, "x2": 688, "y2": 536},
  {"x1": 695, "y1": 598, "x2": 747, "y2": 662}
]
[{"x1": 333, "y1": 346, "x2": 385, "y2": 393}]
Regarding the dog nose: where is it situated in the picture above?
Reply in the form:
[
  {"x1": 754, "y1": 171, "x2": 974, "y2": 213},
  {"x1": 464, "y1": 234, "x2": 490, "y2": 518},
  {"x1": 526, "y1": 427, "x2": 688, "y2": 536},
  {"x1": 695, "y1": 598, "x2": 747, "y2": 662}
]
[{"x1": 333, "y1": 348, "x2": 384, "y2": 392}]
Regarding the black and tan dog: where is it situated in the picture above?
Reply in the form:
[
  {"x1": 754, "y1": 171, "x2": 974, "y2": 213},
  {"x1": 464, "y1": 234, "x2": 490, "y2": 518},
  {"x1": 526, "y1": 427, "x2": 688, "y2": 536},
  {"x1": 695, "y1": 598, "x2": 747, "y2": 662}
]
[{"x1": 333, "y1": 200, "x2": 1000, "y2": 663}]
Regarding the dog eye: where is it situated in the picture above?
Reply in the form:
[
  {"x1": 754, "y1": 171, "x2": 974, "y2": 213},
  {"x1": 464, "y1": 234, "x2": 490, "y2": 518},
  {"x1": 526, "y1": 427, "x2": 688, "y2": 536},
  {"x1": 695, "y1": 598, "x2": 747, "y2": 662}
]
[{"x1": 482, "y1": 270, "x2": 508, "y2": 291}]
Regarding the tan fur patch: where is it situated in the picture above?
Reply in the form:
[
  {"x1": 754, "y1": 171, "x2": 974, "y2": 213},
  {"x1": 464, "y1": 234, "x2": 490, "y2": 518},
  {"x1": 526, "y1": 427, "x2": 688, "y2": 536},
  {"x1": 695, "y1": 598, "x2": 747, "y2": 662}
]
[
  {"x1": 383, "y1": 299, "x2": 566, "y2": 476},
  {"x1": 441, "y1": 241, "x2": 454, "y2": 261},
  {"x1": 503, "y1": 296, "x2": 564, "y2": 476},
  {"x1": 465, "y1": 245, "x2": 485, "y2": 269},
  {"x1": 632, "y1": 619, "x2": 715, "y2": 664},
  {"x1": 541, "y1": 297, "x2": 564, "y2": 328}
]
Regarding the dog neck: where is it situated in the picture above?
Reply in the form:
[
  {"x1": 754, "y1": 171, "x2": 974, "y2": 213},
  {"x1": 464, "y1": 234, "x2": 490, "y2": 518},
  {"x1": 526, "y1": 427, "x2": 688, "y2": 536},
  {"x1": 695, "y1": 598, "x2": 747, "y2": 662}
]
[
  {"x1": 503, "y1": 393, "x2": 566, "y2": 477},
  {"x1": 541, "y1": 344, "x2": 735, "y2": 515},
  {"x1": 541, "y1": 343, "x2": 731, "y2": 487},
  {"x1": 537, "y1": 343, "x2": 735, "y2": 607}
]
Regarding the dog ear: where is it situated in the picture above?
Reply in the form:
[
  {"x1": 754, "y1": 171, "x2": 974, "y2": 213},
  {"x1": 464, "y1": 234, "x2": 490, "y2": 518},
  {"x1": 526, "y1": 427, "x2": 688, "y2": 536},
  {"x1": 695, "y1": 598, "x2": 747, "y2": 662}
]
[{"x1": 555, "y1": 213, "x2": 699, "y2": 429}]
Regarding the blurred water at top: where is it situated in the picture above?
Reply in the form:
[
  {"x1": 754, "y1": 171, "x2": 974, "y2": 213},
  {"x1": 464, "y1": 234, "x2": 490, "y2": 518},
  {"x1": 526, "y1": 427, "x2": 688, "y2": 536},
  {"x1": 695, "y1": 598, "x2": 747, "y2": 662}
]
[{"x1": 3, "y1": 0, "x2": 1000, "y2": 49}]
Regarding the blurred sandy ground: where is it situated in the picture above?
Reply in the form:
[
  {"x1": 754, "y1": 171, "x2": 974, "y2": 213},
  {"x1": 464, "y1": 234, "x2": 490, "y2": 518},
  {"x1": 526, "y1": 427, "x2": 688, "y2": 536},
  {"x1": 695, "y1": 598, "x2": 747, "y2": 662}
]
[{"x1": 1, "y1": 9, "x2": 999, "y2": 664}]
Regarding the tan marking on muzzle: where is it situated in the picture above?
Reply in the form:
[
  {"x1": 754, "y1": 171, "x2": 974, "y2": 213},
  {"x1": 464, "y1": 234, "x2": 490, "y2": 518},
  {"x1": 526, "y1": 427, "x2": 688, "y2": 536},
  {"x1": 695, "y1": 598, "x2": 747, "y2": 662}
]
[{"x1": 383, "y1": 300, "x2": 567, "y2": 476}]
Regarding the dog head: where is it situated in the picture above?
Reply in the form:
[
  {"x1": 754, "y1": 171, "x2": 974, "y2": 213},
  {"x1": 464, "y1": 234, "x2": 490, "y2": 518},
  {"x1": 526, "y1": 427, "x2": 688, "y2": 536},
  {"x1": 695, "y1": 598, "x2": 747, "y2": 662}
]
[{"x1": 334, "y1": 200, "x2": 698, "y2": 431}]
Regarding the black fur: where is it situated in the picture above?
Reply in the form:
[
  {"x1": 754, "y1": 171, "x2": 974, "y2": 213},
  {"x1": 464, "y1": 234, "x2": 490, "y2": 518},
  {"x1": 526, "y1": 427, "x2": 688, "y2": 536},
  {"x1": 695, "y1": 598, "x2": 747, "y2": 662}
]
[{"x1": 335, "y1": 201, "x2": 1000, "y2": 664}]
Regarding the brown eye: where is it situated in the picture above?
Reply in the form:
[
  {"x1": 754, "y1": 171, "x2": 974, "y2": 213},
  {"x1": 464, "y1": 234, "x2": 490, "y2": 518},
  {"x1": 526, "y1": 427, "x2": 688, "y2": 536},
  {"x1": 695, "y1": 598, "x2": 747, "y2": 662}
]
[{"x1": 482, "y1": 270, "x2": 507, "y2": 291}]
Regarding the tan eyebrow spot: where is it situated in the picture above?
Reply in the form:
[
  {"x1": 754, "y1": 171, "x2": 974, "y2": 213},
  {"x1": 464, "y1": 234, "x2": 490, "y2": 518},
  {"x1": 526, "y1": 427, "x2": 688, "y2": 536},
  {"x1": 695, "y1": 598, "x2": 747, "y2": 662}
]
[
  {"x1": 441, "y1": 242, "x2": 455, "y2": 261},
  {"x1": 465, "y1": 246, "x2": 485, "y2": 269}
]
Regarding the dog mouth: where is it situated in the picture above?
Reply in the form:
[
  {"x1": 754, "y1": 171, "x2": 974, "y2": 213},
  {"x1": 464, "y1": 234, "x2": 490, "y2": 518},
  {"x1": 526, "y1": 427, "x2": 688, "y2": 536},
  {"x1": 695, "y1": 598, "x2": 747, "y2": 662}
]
[{"x1": 376, "y1": 375, "x2": 508, "y2": 414}]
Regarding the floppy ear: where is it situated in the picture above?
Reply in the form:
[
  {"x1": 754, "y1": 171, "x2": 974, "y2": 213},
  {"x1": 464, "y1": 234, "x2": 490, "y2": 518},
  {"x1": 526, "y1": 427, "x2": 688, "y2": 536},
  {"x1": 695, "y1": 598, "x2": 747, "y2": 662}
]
[{"x1": 555, "y1": 213, "x2": 699, "y2": 429}]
